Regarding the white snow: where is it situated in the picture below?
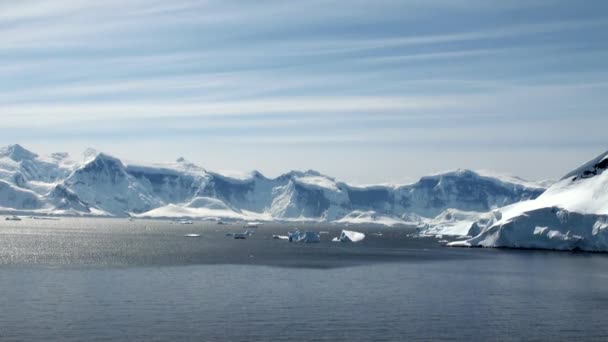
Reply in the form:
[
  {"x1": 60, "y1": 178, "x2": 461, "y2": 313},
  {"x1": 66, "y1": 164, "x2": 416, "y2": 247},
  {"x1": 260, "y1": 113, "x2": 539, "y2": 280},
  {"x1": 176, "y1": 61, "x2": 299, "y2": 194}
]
[
  {"x1": 449, "y1": 150, "x2": 608, "y2": 251},
  {"x1": 135, "y1": 204, "x2": 271, "y2": 221},
  {"x1": 187, "y1": 197, "x2": 231, "y2": 211},
  {"x1": 417, "y1": 209, "x2": 501, "y2": 237},
  {"x1": 336, "y1": 210, "x2": 408, "y2": 227},
  {"x1": 333, "y1": 230, "x2": 366, "y2": 242},
  {"x1": 474, "y1": 169, "x2": 553, "y2": 189},
  {"x1": 294, "y1": 176, "x2": 340, "y2": 192}
]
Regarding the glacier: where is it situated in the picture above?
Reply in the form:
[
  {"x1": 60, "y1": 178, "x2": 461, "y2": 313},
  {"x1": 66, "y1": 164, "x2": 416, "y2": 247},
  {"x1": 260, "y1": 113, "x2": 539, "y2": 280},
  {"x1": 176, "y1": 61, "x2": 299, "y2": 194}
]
[
  {"x1": 449, "y1": 151, "x2": 608, "y2": 252},
  {"x1": 0, "y1": 144, "x2": 547, "y2": 228}
]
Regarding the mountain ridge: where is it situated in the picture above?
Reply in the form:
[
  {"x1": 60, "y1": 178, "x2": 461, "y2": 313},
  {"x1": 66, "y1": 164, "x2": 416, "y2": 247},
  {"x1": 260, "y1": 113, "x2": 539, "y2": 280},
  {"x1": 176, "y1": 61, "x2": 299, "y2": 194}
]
[{"x1": 0, "y1": 144, "x2": 548, "y2": 225}]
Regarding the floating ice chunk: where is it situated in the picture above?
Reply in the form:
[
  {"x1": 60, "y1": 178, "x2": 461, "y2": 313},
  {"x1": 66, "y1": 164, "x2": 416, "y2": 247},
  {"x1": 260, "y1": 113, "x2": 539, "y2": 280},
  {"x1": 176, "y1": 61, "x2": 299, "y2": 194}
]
[
  {"x1": 233, "y1": 233, "x2": 247, "y2": 239},
  {"x1": 184, "y1": 234, "x2": 200, "y2": 237},
  {"x1": 288, "y1": 230, "x2": 320, "y2": 243},
  {"x1": 335, "y1": 230, "x2": 366, "y2": 242},
  {"x1": 533, "y1": 226, "x2": 549, "y2": 235}
]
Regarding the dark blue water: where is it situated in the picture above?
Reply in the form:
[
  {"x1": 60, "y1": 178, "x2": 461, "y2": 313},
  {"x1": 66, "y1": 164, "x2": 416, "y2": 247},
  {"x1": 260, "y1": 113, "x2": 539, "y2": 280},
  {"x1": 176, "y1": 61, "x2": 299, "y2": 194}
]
[{"x1": 1, "y1": 218, "x2": 608, "y2": 341}]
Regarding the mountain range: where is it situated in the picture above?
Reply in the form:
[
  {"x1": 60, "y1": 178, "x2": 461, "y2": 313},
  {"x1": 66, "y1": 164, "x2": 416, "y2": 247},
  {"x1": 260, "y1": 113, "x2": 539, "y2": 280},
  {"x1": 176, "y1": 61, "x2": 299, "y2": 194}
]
[
  {"x1": 0, "y1": 144, "x2": 547, "y2": 226},
  {"x1": 5, "y1": 143, "x2": 608, "y2": 251}
]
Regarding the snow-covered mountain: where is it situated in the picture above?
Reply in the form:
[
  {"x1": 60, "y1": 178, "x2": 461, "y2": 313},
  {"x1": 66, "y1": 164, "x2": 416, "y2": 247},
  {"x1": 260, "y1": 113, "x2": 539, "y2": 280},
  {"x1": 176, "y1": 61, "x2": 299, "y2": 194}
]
[
  {"x1": 449, "y1": 150, "x2": 608, "y2": 252},
  {"x1": 0, "y1": 144, "x2": 548, "y2": 224}
]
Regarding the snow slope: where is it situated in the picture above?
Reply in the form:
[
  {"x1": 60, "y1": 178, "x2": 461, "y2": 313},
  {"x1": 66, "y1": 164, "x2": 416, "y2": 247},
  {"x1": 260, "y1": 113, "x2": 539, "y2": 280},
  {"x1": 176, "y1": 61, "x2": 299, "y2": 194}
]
[
  {"x1": 449, "y1": 151, "x2": 608, "y2": 251},
  {"x1": 419, "y1": 209, "x2": 497, "y2": 237},
  {"x1": 0, "y1": 180, "x2": 42, "y2": 210}
]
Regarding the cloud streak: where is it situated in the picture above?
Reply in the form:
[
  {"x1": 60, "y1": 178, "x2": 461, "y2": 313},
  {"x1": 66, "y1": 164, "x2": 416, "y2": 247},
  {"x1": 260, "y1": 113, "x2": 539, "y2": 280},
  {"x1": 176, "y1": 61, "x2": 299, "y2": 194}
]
[{"x1": 1, "y1": 0, "x2": 607, "y2": 182}]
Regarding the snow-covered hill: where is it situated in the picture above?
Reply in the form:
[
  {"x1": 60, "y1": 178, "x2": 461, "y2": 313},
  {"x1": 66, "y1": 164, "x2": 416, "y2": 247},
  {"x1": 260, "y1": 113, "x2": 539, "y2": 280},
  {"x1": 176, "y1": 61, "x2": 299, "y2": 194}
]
[
  {"x1": 0, "y1": 144, "x2": 548, "y2": 224},
  {"x1": 449, "y1": 151, "x2": 608, "y2": 251}
]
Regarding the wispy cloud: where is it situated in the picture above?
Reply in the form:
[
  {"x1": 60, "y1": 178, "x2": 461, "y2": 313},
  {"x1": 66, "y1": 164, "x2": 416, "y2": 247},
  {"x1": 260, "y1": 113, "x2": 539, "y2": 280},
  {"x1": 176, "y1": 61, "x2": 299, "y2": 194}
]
[{"x1": 1, "y1": 0, "x2": 607, "y2": 182}]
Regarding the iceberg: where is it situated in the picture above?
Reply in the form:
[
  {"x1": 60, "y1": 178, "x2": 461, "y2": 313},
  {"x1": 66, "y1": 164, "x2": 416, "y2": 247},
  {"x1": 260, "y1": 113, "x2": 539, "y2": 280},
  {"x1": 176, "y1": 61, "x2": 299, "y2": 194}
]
[
  {"x1": 244, "y1": 222, "x2": 263, "y2": 228},
  {"x1": 332, "y1": 230, "x2": 366, "y2": 242},
  {"x1": 288, "y1": 230, "x2": 321, "y2": 243}
]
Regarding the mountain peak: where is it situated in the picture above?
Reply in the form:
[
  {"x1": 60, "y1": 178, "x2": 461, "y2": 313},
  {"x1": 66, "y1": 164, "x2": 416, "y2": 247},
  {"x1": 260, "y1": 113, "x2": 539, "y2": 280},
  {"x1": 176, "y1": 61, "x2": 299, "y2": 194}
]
[
  {"x1": 81, "y1": 147, "x2": 99, "y2": 161},
  {"x1": 78, "y1": 152, "x2": 125, "y2": 172},
  {"x1": 0, "y1": 144, "x2": 39, "y2": 162},
  {"x1": 91, "y1": 152, "x2": 122, "y2": 163},
  {"x1": 250, "y1": 170, "x2": 266, "y2": 179},
  {"x1": 279, "y1": 169, "x2": 328, "y2": 180}
]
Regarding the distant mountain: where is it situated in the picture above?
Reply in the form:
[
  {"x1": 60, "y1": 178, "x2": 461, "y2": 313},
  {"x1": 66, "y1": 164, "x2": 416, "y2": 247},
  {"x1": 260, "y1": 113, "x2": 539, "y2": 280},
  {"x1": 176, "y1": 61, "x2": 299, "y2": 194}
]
[
  {"x1": 449, "y1": 150, "x2": 608, "y2": 251},
  {"x1": 0, "y1": 144, "x2": 547, "y2": 225}
]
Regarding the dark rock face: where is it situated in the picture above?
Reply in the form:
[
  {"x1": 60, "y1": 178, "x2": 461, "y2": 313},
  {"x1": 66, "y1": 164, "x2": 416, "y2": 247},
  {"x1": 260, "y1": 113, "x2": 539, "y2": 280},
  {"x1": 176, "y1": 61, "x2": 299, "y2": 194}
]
[
  {"x1": 348, "y1": 187, "x2": 393, "y2": 212},
  {"x1": 12, "y1": 173, "x2": 27, "y2": 188},
  {"x1": 127, "y1": 168, "x2": 202, "y2": 204},
  {"x1": 72, "y1": 154, "x2": 127, "y2": 185},
  {"x1": 49, "y1": 185, "x2": 90, "y2": 212},
  {"x1": 291, "y1": 183, "x2": 331, "y2": 218},
  {"x1": 575, "y1": 157, "x2": 608, "y2": 180},
  {"x1": 198, "y1": 176, "x2": 254, "y2": 207},
  {"x1": 561, "y1": 151, "x2": 608, "y2": 182}
]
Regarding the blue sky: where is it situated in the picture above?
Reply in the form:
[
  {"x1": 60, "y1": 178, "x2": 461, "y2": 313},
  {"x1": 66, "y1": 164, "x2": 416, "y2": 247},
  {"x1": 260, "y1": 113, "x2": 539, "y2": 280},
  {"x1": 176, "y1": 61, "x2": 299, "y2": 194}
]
[{"x1": 1, "y1": 0, "x2": 607, "y2": 183}]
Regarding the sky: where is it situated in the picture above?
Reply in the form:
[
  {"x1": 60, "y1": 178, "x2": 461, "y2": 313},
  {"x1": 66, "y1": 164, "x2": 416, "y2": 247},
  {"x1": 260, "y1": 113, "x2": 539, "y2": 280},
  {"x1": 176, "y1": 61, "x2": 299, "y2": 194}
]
[{"x1": 1, "y1": 0, "x2": 607, "y2": 184}]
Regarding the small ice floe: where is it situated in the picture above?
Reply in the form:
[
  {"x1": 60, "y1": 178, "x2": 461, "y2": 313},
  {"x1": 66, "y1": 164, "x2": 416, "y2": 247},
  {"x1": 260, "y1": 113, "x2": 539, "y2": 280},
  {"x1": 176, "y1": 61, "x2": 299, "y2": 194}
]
[
  {"x1": 288, "y1": 230, "x2": 321, "y2": 243},
  {"x1": 438, "y1": 239, "x2": 449, "y2": 244},
  {"x1": 5, "y1": 215, "x2": 21, "y2": 221},
  {"x1": 272, "y1": 235, "x2": 289, "y2": 240},
  {"x1": 30, "y1": 216, "x2": 59, "y2": 221},
  {"x1": 244, "y1": 229, "x2": 258, "y2": 237},
  {"x1": 233, "y1": 233, "x2": 247, "y2": 240},
  {"x1": 226, "y1": 231, "x2": 249, "y2": 239},
  {"x1": 371, "y1": 232, "x2": 383, "y2": 237},
  {"x1": 244, "y1": 222, "x2": 263, "y2": 229},
  {"x1": 178, "y1": 219, "x2": 193, "y2": 225},
  {"x1": 185, "y1": 234, "x2": 201, "y2": 238},
  {"x1": 332, "y1": 230, "x2": 366, "y2": 243}
]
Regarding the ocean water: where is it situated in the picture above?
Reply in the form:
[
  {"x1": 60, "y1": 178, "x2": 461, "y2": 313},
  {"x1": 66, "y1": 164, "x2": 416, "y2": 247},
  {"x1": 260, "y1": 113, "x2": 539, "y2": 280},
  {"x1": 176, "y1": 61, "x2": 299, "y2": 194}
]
[{"x1": 1, "y1": 218, "x2": 608, "y2": 341}]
